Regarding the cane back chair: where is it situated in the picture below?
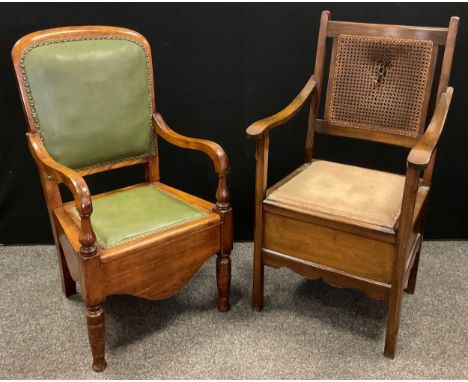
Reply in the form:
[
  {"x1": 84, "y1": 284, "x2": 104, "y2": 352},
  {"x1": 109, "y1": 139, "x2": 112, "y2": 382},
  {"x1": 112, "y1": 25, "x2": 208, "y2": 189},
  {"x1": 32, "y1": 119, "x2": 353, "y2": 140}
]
[
  {"x1": 12, "y1": 26, "x2": 233, "y2": 371},
  {"x1": 246, "y1": 12, "x2": 458, "y2": 357}
]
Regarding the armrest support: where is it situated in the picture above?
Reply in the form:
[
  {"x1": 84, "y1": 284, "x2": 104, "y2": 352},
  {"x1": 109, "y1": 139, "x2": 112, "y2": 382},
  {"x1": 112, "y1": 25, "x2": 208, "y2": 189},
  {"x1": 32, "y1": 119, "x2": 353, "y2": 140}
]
[
  {"x1": 246, "y1": 75, "x2": 317, "y2": 140},
  {"x1": 27, "y1": 133, "x2": 96, "y2": 255},
  {"x1": 27, "y1": 133, "x2": 92, "y2": 216},
  {"x1": 407, "y1": 88, "x2": 453, "y2": 170},
  {"x1": 152, "y1": 113, "x2": 231, "y2": 210}
]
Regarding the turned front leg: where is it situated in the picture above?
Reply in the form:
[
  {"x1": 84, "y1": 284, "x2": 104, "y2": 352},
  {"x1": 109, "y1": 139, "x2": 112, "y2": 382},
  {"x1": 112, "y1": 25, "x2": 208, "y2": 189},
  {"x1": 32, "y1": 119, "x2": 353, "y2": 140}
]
[
  {"x1": 217, "y1": 253, "x2": 231, "y2": 312},
  {"x1": 215, "y1": 205, "x2": 232, "y2": 312},
  {"x1": 79, "y1": 213, "x2": 107, "y2": 371},
  {"x1": 215, "y1": 174, "x2": 233, "y2": 313},
  {"x1": 86, "y1": 304, "x2": 107, "y2": 372}
]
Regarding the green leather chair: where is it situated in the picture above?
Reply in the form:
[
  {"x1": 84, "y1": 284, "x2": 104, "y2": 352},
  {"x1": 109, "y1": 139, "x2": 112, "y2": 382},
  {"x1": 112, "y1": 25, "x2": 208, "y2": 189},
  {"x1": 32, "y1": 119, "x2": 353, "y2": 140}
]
[{"x1": 13, "y1": 26, "x2": 233, "y2": 371}]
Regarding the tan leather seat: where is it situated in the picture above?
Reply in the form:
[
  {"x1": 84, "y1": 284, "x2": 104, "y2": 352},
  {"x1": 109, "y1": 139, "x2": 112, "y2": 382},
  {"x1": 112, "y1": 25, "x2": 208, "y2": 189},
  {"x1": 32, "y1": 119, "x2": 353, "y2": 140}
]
[{"x1": 265, "y1": 160, "x2": 405, "y2": 231}]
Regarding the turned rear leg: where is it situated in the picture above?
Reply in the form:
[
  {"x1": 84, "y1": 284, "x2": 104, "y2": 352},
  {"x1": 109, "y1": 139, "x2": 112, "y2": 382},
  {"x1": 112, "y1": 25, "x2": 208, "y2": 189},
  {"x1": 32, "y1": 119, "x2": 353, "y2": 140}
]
[
  {"x1": 86, "y1": 304, "x2": 107, "y2": 372},
  {"x1": 57, "y1": 244, "x2": 76, "y2": 297}
]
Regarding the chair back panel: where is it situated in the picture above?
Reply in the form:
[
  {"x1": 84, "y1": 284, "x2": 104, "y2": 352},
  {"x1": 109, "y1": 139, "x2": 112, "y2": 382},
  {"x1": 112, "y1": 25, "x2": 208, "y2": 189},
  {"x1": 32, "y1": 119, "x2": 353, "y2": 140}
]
[
  {"x1": 324, "y1": 34, "x2": 436, "y2": 138},
  {"x1": 16, "y1": 30, "x2": 154, "y2": 170}
]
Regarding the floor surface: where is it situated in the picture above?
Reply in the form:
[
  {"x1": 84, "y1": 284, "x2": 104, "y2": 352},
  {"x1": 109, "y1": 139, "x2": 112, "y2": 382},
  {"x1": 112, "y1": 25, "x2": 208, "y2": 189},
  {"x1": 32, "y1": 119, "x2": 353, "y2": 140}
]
[{"x1": 0, "y1": 241, "x2": 467, "y2": 379}]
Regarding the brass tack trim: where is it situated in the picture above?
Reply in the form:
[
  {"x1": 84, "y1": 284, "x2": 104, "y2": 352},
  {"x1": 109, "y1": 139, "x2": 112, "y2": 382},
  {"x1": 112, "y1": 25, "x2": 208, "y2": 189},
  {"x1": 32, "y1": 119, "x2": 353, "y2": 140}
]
[
  {"x1": 71, "y1": 185, "x2": 210, "y2": 249},
  {"x1": 21, "y1": 35, "x2": 156, "y2": 171}
]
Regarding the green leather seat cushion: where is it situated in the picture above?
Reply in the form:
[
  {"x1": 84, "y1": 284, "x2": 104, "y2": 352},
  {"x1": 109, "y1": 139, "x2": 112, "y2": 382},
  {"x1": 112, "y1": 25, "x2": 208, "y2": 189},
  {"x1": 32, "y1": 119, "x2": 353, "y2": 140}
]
[{"x1": 73, "y1": 185, "x2": 208, "y2": 249}]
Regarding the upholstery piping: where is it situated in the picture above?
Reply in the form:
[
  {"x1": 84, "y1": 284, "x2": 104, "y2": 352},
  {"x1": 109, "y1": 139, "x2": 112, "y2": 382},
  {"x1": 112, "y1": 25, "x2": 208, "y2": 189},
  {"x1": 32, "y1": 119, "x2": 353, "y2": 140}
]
[{"x1": 20, "y1": 35, "x2": 156, "y2": 171}]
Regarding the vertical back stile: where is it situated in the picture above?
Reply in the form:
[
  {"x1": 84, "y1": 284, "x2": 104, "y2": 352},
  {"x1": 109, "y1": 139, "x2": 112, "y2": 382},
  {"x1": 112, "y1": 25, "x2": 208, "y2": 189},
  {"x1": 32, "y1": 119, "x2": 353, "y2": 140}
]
[
  {"x1": 305, "y1": 10, "x2": 330, "y2": 161},
  {"x1": 436, "y1": 16, "x2": 459, "y2": 100},
  {"x1": 323, "y1": 37, "x2": 338, "y2": 121},
  {"x1": 419, "y1": 46, "x2": 439, "y2": 135}
]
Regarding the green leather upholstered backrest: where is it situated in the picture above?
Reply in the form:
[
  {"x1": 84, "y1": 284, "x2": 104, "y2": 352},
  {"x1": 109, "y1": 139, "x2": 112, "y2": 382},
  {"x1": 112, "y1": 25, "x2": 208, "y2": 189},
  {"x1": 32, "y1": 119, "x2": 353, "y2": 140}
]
[{"x1": 22, "y1": 37, "x2": 154, "y2": 170}]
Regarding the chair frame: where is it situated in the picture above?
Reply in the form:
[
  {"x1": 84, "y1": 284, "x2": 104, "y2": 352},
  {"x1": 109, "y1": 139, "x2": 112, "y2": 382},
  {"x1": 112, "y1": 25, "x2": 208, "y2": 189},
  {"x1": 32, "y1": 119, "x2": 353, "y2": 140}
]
[
  {"x1": 12, "y1": 26, "x2": 233, "y2": 371},
  {"x1": 246, "y1": 11, "x2": 458, "y2": 358}
]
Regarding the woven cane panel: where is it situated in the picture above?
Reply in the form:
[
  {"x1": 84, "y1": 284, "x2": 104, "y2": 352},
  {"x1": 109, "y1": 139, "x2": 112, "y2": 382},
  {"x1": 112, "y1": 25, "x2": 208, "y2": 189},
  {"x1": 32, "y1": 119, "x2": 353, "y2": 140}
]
[{"x1": 327, "y1": 34, "x2": 433, "y2": 136}]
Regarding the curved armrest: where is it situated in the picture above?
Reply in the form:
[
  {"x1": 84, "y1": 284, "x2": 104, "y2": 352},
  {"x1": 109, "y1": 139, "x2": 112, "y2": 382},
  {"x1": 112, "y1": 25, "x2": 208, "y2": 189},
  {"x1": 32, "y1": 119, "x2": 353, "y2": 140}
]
[
  {"x1": 153, "y1": 113, "x2": 229, "y2": 176},
  {"x1": 246, "y1": 75, "x2": 317, "y2": 140},
  {"x1": 27, "y1": 133, "x2": 92, "y2": 216},
  {"x1": 153, "y1": 113, "x2": 231, "y2": 210},
  {"x1": 408, "y1": 88, "x2": 453, "y2": 170}
]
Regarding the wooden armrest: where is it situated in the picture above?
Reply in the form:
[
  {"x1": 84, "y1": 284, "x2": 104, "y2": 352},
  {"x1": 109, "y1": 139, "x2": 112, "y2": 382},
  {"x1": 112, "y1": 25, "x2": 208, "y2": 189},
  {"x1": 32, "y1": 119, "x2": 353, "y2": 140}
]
[
  {"x1": 407, "y1": 88, "x2": 453, "y2": 170},
  {"x1": 153, "y1": 113, "x2": 229, "y2": 176},
  {"x1": 27, "y1": 133, "x2": 92, "y2": 216},
  {"x1": 246, "y1": 75, "x2": 317, "y2": 140},
  {"x1": 153, "y1": 113, "x2": 231, "y2": 210}
]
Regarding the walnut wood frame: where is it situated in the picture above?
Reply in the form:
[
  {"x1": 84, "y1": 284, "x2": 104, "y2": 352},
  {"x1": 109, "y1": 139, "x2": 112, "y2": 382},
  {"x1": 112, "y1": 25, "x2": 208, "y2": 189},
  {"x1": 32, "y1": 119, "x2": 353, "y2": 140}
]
[
  {"x1": 246, "y1": 12, "x2": 458, "y2": 358},
  {"x1": 12, "y1": 26, "x2": 233, "y2": 371}
]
